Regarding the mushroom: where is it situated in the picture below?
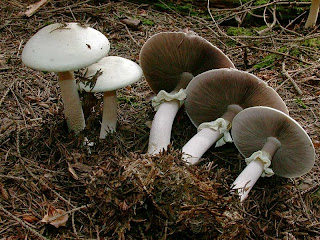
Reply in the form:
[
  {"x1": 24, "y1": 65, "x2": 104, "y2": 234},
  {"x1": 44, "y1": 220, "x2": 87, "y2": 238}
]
[
  {"x1": 78, "y1": 56, "x2": 142, "y2": 139},
  {"x1": 182, "y1": 68, "x2": 289, "y2": 165},
  {"x1": 140, "y1": 31, "x2": 234, "y2": 155},
  {"x1": 305, "y1": 0, "x2": 320, "y2": 28},
  {"x1": 21, "y1": 22, "x2": 110, "y2": 133},
  {"x1": 231, "y1": 106, "x2": 315, "y2": 202}
]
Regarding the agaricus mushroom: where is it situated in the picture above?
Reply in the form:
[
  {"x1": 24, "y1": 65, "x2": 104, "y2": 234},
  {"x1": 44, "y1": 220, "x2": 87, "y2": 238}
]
[
  {"x1": 231, "y1": 106, "x2": 315, "y2": 202},
  {"x1": 78, "y1": 56, "x2": 142, "y2": 139},
  {"x1": 21, "y1": 22, "x2": 110, "y2": 133},
  {"x1": 305, "y1": 0, "x2": 320, "y2": 28},
  {"x1": 140, "y1": 31, "x2": 234, "y2": 155},
  {"x1": 182, "y1": 68, "x2": 289, "y2": 165}
]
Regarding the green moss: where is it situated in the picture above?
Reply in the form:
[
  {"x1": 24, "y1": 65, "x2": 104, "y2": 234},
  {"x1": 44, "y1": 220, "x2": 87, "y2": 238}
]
[
  {"x1": 278, "y1": 46, "x2": 301, "y2": 57},
  {"x1": 226, "y1": 40, "x2": 236, "y2": 47},
  {"x1": 253, "y1": 25, "x2": 268, "y2": 32},
  {"x1": 141, "y1": 19, "x2": 155, "y2": 26},
  {"x1": 302, "y1": 38, "x2": 320, "y2": 49},
  {"x1": 227, "y1": 27, "x2": 253, "y2": 36},
  {"x1": 154, "y1": 2, "x2": 198, "y2": 16},
  {"x1": 290, "y1": 48, "x2": 301, "y2": 57},
  {"x1": 253, "y1": 54, "x2": 278, "y2": 69},
  {"x1": 254, "y1": 0, "x2": 268, "y2": 6}
]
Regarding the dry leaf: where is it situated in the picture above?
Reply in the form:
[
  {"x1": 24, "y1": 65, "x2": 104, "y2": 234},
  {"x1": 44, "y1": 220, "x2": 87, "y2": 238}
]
[
  {"x1": 312, "y1": 139, "x2": 320, "y2": 149},
  {"x1": 120, "y1": 17, "x2": 141, "y2": 29},
  {"x1": 72, "y1": 162, "x2": 92, "y2": 173},
  {"x1": 23, "y1": 214, "x2": 39, "y2": 223},
  {"x1": 41, "y1": 205, "x2": 68, "y2": 228},
  {"x1": 67, "y1": 162, "x2": 79, "y2": 180}
]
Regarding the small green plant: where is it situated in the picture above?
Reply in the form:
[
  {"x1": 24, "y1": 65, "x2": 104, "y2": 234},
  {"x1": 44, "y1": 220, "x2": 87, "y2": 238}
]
[
  {"x1": 117, "y1": 95, "x2": 139, "y2": 107},
  {"x1": 295, "y1": 98, "x2": 307, "y2": 109},
  {"x1": 141, "y1": 19, "x2": 155, "y2": 26}
]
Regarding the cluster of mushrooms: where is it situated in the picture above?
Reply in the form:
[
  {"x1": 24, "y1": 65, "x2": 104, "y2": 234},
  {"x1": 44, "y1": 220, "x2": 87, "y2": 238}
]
[{"x1": 22, "y1": 22, "x2": 315, "y2": 202}]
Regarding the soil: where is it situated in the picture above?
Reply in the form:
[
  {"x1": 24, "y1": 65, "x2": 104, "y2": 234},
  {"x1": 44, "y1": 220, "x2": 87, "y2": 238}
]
[{"x1": 0, "y1": 0, "x2": 319, "y2": 239}]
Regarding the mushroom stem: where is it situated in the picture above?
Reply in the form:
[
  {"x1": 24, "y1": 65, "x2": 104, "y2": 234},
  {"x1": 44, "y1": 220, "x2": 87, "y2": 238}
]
[
  {"x1": 58, "y1": 71, "x2": 85, "y2": 134},
  {"x1": 148, "y1": 100, "x2": 180, "y2": 154},
  {"x1": 100, "y1": 90, "x2": 117, "y2": 139},
  {"x1": 147, "y1": 72, "x2": 193, "y2": 155},
  {"x1": 305, "y1": 0, "x2": 320, "y2": 28},
  {"x1": 182, "y1": 104, "x2": 243, "y2": 164},
  {"x1": 182, "y1": 127, "x2": 221, "y2": 165},
  {"x1": 232, "y1": 137, "x2": 281, "y2": 202}
]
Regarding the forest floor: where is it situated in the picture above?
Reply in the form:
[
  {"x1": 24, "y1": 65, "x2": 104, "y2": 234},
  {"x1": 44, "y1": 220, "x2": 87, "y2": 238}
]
[{"x1": 0, "y1": 0, "x2": 319, "y2": 239}]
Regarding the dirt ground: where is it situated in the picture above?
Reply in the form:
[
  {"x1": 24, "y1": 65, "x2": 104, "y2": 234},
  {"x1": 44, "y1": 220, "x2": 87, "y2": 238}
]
[{"x1": 0, "y1": 0, "x2": 319, "y2": 239}]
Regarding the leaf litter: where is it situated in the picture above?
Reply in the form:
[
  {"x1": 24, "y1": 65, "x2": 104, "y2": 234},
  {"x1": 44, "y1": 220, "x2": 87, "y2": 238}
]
[{"x1": 0, "y1": 0, "x2": 319, "y2": 239}]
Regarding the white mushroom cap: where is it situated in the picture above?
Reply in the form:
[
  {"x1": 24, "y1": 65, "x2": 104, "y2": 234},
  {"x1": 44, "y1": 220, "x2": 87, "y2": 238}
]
[
  {"x1": 78, "y1": 56, "x2": 143, "y2": 92},
  {"x1": 21, "y1": 22, "x2": 110, "y2": 72},
  {"x1": 231, "y1": 106, "x2": 315, "y2": 178}
]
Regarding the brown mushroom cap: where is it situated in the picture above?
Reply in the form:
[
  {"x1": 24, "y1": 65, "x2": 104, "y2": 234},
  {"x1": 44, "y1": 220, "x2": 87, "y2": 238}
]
[
  {"x1": 139, "y1": 32, "x2": 234, "y2": 93},
  {"x1": 231, "y1": 106, "x2": 315, "y2": 178},
  {"x1": 185, "y1": 68, "x2": 289, "y2": 127}
]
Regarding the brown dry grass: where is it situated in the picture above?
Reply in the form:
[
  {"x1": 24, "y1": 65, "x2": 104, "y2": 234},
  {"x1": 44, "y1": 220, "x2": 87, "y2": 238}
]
[{"x1": 0, "y1": 0, "x2": 319, "y2": 239}]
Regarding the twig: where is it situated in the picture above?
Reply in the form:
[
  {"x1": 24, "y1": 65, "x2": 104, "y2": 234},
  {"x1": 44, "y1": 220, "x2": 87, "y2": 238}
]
[
  {"x1": 250, "y1": 46, "x2": 311, "y2": 65},
  {"x1": 281, "y1": 60, "x2": 303, "y2": 95},
  {"x1": 119, "y1": 22, "x2": 139, "y2": 46},
  {"x1": 215, "y1": 0, "x2": 310, "y2": 24},
  {"x1": 68, "y1": 6, "x2": 77, "y2": 21},
  {"x1": 0, "y1": 80, "x2": 16, "y2": 108},
  {"x1": 293, "y1": 180, "x2": 312, "y2": 222},
  {"x1": 206, "y1": 0, "x2": 312, "y2": 67},
  {"x1": 25, "y1": 0, "x2": 50, "y2": 17},
  {"x1": 258, "y1": 6, "x2": 277, "y2": 35},
  {"x1": 47, "y1": 204, "x2": 92, "y2": 223},
  {"x1": 228, "y1": 44, "x2": 312, "y2": 65},
  {"x1": 284, "y1": 96, "x2": 320, "y2": 102},
  {"x1": 10, "y1": 87, "x2": 27, "y2": 126},
  {"x1": 0, "y1": 174, "x2": 27, "y2": 181},
  {"x1": 185, "y1": 16, "x2": 227, "y2": 47},
  {"x1": 16, "y1": 121, "x2": 21, "y2": 157},
  {"x1": 0, "y1": 203, "x2": 49, "y2": 240},
  {"x1": 71, "y1": 211, "x2": 78, "y2": 237}
]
